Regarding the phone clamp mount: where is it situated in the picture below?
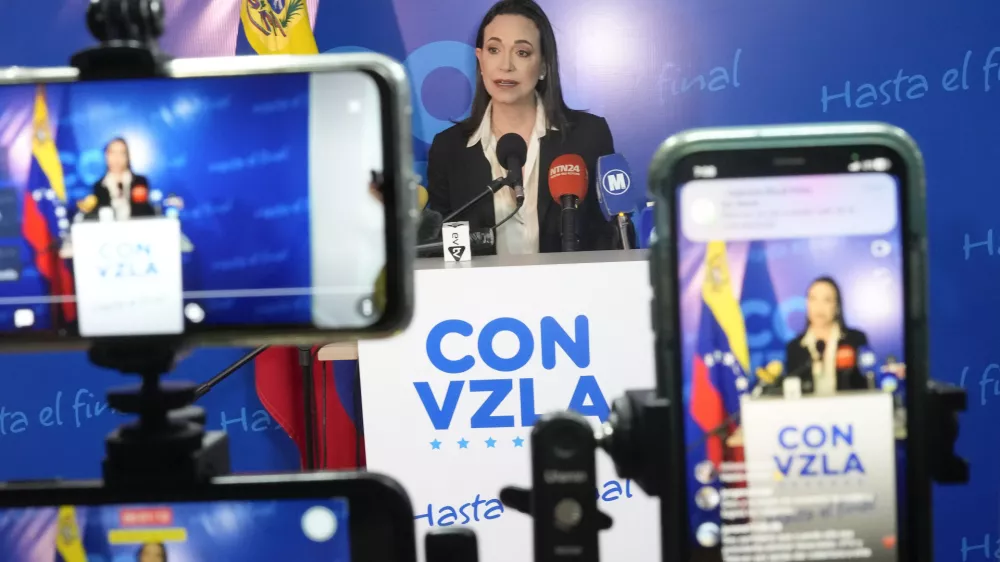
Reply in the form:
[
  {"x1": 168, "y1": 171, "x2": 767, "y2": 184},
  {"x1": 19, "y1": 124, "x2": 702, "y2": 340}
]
[
  {"x1": 90, "y1": 339, "x2": 231, "y2": 488},
  {"x1": 70, "y1": 0, "x2": 172, "y2": 81},
  {"x1": 500, "y1": 382, "x2": 968, "y2": 562}
]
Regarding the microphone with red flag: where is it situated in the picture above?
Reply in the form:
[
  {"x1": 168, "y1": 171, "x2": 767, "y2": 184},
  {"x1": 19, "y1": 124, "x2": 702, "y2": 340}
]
[
  {"x1": 836, "y1": 343, "x2": 857, "y2": 391},
  {"x1": 548, "y1": 154, "x2": 588, "y2": 252}
]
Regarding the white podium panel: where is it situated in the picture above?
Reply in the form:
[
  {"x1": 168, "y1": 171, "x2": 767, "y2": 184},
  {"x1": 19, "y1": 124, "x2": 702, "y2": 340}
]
[
  {"x1": 359, "y1": 253, "x2": 660, "y2": 562},
  {"x1": 737, "y1": 392, "x2": 898, "y2": 561}
]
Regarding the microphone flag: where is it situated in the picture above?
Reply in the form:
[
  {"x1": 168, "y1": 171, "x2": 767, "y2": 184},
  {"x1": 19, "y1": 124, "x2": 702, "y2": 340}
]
[
  {"x1": 595, "y1": 153, "x2": 644, "y2": 220},
  {"x1": 254, "y1": 348, "x2": 365, "y2": 470},
  {"x1": 689, "y1": 241, "x2": 752, "y2": 533},
  {"x1": 22, "y1": 84, "x2": 76, "y2": 325},
  {"x1": 739, "y1": 240, "x2": 786, "y2": 378},
  {"x1": 236, "y1": 0, "x2": 319, "y2": 55}
]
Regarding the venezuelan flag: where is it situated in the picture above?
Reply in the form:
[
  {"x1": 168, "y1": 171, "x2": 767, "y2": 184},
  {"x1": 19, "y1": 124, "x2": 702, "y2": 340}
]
[
  {"x1": 22, "y1": 85, "x2": 76, "y2": 325},
  {"x1": 236, "y1": 0, "x2": 318, "y2": 55},
  {"x1": 54, "y1": 506, "x2": 88, "y2": 562},
  {"x1": 689, "y1": 241, "x2": 751, "y2": 467}
]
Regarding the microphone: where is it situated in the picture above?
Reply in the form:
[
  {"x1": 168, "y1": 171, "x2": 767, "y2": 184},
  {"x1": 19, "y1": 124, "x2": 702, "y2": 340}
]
[
  {"x1": 132, "y1": 185, "x2": 148, "y2": 204},
  {"x1": 596, "y1": 153, "x2": 644, "y2": 250},
  {"x1": 756, "y1": 341, "x2": 826, "y2": 397},
  {"x1": 416, "y1": 228, "x2": 495, "y2": 257},
  {"x1": 858, "y1": 346, "x2": 878, "y2": 389},
  {"x1": 77, "y1": 194, "x2": 98, "y2": 214},
  {"x1": 548, "y1": 154, "x2": 588, "y2": 252},
  {"x1": 496, "y1": 133, "x2": 527, "y2": 207},
  {"x1": 835, "y1": 343, "x2": 856, "y2": 390}
]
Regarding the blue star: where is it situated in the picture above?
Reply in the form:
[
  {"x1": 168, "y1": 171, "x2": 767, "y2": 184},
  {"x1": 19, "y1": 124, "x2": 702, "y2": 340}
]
[
  {"x1": 457, "y1": 438, "x2": 469, "y2": 449},
  {"x1": 430, "y1": 439, "x2": 441, "y2": 450},
  {"x1": 485, "y1": 437, "x2": 497, "y2": 448},
  {"x1": 512, "y1": 436, "x2": 525, "y2": 448}
]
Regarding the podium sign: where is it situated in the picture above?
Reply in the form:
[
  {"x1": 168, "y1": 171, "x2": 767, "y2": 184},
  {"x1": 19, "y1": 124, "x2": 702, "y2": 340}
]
[
  {"x1": 358, "y1": 256, "x2": 659, "y2": 562},
  {"x1": 738, "y1": 392, "x2": 898, "y2": 561},
  {"x1": 71, "y1": 217, "x2": 184, "y2": 337}
]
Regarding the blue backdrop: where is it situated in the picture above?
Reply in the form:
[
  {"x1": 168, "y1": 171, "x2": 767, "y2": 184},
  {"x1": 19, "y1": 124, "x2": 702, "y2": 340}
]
[{"x1": 0, "y1": 0, "x2": 997, "y2": 558}]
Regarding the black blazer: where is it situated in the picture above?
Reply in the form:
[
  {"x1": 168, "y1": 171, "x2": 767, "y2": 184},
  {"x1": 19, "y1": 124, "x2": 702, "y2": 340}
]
[
  {"x1": 90, "y1": 174, "x2": 156, "y2": 218},
  {"x1": 784, "y1": 328, "x2": 871, "y2": 393},
  {"x1": 426, "y1": 111, "x2": 622, "y2": 253}
]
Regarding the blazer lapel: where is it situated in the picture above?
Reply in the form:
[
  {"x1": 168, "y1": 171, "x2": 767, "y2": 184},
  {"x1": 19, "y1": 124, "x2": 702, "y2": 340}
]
[
  {"x1": 537, "y1": 134, "x2": 556, "y2": 226},
  {"x1": 462, "y1": 143, "x2": 495, "y2": 223}
]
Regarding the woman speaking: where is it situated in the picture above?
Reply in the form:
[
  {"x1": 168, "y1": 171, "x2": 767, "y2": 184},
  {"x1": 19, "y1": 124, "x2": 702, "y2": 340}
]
[
  {"x1": 426, "y1": 0, "x2": 618, "y2": 254},
  {"x1": 785, "y1": 276, "x2": 871, "y2": 395},
  {"x1": 87, "y1": 137, "x2": 156, "y2": 220}
]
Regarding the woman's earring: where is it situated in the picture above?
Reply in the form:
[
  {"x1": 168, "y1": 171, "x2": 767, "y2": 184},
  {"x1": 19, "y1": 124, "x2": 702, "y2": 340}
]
[{"x1": 539, "y1": 73, "x2": 546, "y2": 80}]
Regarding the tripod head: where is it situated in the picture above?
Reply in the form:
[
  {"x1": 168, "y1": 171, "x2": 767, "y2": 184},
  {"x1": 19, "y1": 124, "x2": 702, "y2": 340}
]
[
  {"x1": 68, "y1": 0, "x2": 230, "y2": 488},
  {"x1": 71, "y1": 0, "x2": 171, "y2": 80}
]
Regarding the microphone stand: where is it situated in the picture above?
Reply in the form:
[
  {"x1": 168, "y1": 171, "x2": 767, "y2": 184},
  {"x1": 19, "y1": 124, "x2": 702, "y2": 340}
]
[
  {"x1": 441, "y1": 177, "x2": 506, "y2": 223},
  {"x1": 299, "y1": 346, "x2": 317, "y2": 470},
  {"x1": 617, "y1": 213, "x2": 631, "y2": 250},
  {"x1": 193, "y1": 344, "x2": 319, "y2": 471}
]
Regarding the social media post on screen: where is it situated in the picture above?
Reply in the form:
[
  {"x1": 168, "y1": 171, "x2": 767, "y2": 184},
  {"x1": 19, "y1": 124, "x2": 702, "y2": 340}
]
[
  {"x1": 0, "y1": 70, "x2": 386, "y2": 337},
  {"x1": 0, "y1": 498, "x2": 350, "y2": 561},
  {"x1": 675, "y1": 173, "x2": 907, "y2": 561}
]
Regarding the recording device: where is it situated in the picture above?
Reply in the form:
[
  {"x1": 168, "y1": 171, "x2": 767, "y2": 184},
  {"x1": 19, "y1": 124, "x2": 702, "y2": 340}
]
[
  {"x1": 0, "y1": 8, "x2": 419, "y2": 562},
  {"x1": 595, "y1": 153, "x2": 643, "y2": 250},
  {"x1": 497, "y1": 133, "x2": 528, "y2": 207},
  {"x1": 0, "y1": 473, "x2": 416, "y2": 561},
  {"x1": 0, "y1": 16, "x2": 414, "y2": 348},
  {"x1": 646, "y1": 122, "x2": 966, "y2": 561},
  {"x1": 416, "y1": 228, "x2": 496, "y2": 257},
  {"x1": 548, "y1": 154, "x2": 588, "y2": 252}
]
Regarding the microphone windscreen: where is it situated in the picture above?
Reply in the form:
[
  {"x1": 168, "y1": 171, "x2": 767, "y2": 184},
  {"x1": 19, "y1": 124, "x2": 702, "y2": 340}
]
[
  {"x1": 548, "y1": 154, "x2": 588, "y2": 202},
  {"x1": 815, "y1": 340, "x2": 827, "y2": 358},
  {"x1": 417, "y1": 185, "x2": 429, "y2": 210},
  {"x1": 78, "y1": 194, "x2": 97, "y2": 213},
  {"x1": 132, "y1": 185, "x2": 148, "y2": 204},
  {"x1": 496, "y1": 133, "x2": 527, "y2": 170},
  {"x1": 596, "y1": 153, "x2": 642, "y2": 220},
  {"x1": 417, "y1": 208, "x2": 443, "y2": 244},
  {"x1": 836, "y1": 345, "x2": 856, "y2": 369},
  {"x1": 857, "y1": 346, "x2": 877, "y2": 369}
]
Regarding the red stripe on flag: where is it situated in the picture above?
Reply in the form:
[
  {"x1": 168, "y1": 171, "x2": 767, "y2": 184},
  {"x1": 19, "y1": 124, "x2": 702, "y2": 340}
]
[
  {"x1": 690, "y1": 354, "x2": 724, "y2": 467},
  {"x1": 254, "y1": 346, "x2": 364, "y2": 470},
  {"x1": 21, "y1": 193, "x2": 76, "y2": 322}
]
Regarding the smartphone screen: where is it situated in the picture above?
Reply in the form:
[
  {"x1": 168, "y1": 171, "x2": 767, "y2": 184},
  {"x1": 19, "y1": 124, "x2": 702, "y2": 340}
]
[
  {"x1": 671, "y1": 146, "x2": 910, "y2": 562},
  {"x1": 0, "y1": 68, "x2": 393, "y2": 339},
  {"x1": 0, "y1": 497, "x2": 349, "y2": 560}
]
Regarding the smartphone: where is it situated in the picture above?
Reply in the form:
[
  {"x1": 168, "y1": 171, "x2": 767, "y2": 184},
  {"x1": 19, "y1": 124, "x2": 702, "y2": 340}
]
[
  {"x1": 0, "y1": 472, "x2": 416, "y2": 562},
  {"x1": 647, "y1": 123, "x2": 930, "y2": 562},
  {"x1": 0, "y1": 53, "x2": 415, "y2": 350}
]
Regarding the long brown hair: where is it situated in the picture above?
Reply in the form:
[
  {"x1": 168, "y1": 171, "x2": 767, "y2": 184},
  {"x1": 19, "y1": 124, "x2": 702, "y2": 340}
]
[{"x1": 457, "y1": 0, "x2": 573, "y2": 139}]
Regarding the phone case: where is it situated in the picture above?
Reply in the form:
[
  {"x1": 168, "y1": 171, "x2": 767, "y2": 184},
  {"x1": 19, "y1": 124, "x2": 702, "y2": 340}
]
[
  {"x1": 0, "y1": 53, "x2": 416, "y2": 350},
  {"x1": 646, "y1": 122, "x2": 931, "y2": 562}
]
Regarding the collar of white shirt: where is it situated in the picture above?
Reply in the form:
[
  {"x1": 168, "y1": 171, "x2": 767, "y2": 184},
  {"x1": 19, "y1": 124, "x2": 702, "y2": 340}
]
[{"x1": 465, "y1": 94, "x2": 555, "y2": 150}]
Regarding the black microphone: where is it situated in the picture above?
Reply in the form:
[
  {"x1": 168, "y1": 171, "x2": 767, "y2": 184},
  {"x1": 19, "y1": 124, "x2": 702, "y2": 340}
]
[
  {"x1": 416, "y1": 228, "x2": 496, "y2": 257},
  {"x1": 417, "y1": 208, "x2": 444, "y2": 244},
  {"x1": 441, "y1": 177, "x2": 507, "y2": 224},
  {"x1": 760, "y1": 340, "x2": 824, "y2": 396},
  {"x1": 496, "y1": 133, "x2": 527, "y2": 207}
]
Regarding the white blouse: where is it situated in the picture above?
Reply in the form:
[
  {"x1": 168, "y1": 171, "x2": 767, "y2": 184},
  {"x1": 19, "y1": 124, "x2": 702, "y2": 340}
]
[{"x1": 465, "y1": 95, "x2": 550, "y2": 255}]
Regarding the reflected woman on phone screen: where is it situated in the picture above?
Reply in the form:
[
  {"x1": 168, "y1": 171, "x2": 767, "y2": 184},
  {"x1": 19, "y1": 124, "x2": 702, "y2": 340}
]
[
  {"x1": 785, "y1": 276, "x2": 870, "y2": 395},
  {"x1": 87, "y1": 137, "x2": 156, "y2": 220}
]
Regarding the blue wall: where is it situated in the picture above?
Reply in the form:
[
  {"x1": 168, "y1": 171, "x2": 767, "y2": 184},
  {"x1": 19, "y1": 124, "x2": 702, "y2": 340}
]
[{"x1": 0, "y1": 0, "x2": 999, "y2": 558}]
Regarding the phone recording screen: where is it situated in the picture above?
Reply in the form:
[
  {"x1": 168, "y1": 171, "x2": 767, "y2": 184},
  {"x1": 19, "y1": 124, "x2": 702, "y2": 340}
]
[
  {"x1": 673, "y1": 149, "x2": 908, "y2": 562},
  {"x1": 0, "y1": 497, "x2": 350, "y2": 561},
  {"x1": 0, "y1": 69, "x2": 388, "y2": 339}
]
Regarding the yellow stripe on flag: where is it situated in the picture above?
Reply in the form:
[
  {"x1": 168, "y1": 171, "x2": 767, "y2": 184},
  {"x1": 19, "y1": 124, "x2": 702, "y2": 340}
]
[
  {"x1": 700, "y1": 241, "x2": 750, "y2": 372},
  {"x1": 241, "y1": 0, "x2": 318, "y2": 55},
  {"x1": 108, "y1": 527, "x2": 188, "y2": 544},
  {"x1": 55, "y1": 506, "x2": 89, "y2": 562},
  {"x1": 31, "y1": 84, "x2": 67, "y2": 202}
]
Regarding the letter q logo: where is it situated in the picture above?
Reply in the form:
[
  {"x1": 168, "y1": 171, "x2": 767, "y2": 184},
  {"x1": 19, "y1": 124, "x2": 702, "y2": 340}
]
[{"x1": 601, "y1": 169, "x2": 630, "y2": 196}]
